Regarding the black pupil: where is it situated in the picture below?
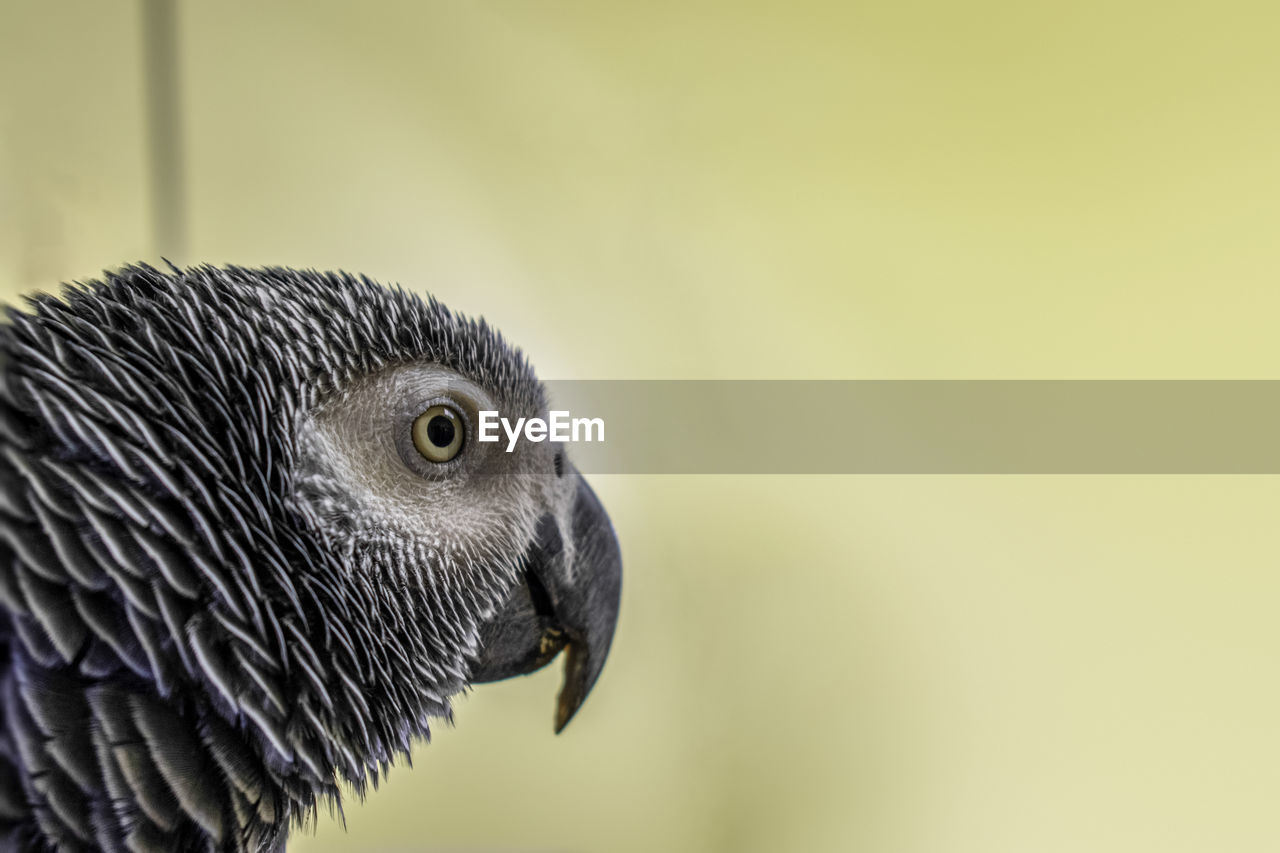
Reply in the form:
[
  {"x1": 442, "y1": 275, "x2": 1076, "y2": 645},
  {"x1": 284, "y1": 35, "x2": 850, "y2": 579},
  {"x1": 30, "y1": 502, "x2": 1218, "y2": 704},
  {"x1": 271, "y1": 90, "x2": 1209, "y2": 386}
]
[{"x1": 426, "y1": 414, "x2": 456, "y2": 448}]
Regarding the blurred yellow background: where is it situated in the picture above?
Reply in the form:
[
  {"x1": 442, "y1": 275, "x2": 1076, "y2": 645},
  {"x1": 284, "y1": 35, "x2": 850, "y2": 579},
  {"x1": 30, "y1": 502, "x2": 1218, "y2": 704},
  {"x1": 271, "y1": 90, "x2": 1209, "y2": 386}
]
[{"x1": 3, "y1": 2, "x2": 1280, "y2": 851}]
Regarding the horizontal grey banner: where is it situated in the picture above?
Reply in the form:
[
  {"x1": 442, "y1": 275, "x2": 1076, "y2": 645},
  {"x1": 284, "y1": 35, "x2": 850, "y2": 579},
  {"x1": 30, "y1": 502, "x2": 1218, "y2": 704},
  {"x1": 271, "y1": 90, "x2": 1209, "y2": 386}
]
[{"x1": 523, "y1": 381, "x2": 1280, "y2": 474}]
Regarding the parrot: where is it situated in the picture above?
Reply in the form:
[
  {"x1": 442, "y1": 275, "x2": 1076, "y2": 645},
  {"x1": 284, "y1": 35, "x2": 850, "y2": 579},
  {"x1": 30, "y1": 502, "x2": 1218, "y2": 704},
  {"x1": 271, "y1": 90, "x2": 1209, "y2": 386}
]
[{"x1": 0, "y1": 264, "x2": 622, "y2": 852}]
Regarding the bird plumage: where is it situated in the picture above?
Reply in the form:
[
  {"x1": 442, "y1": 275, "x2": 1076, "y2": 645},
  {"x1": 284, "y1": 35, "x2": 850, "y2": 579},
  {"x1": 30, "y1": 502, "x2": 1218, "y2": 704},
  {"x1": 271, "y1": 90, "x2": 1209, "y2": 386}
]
[{"x1": 0, "y1": 264, "x2": 620, "y2": 852}]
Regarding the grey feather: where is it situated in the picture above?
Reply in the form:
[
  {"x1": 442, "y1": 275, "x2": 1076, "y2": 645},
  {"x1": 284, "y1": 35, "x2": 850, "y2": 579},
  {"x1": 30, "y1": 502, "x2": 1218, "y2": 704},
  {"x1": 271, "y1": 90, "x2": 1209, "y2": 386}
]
[{"x1": 0, "y1": 263, "x2": 550, "y2": 852}]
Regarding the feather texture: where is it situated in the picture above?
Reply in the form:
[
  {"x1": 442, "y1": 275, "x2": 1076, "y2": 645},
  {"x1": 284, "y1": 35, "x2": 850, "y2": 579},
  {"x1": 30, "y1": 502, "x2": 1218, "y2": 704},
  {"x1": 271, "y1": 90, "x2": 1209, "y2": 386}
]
[{"x1": 0, "y1": 264, "x2": 544, "y2": 852}]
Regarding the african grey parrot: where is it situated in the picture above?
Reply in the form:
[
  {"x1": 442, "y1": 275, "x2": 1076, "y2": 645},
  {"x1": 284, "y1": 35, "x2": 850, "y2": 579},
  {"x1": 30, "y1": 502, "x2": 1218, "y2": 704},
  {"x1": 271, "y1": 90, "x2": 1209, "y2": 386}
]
[{"x1": 0, "y1": 265, "x2": 622, "y2": 852}]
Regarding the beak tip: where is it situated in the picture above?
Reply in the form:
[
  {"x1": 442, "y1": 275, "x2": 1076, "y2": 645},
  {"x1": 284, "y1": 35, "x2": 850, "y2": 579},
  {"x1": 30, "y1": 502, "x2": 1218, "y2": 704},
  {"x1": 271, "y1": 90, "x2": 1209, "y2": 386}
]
[
  {"x1": 555, "y1": 685, "x2": 588, "y2": 734},
  {"x1": 553, "y1": 638, "x2": 602, "y2": 734},
  {"x1": 553, "y1": 705, "x2": 573, "y2": 735}
]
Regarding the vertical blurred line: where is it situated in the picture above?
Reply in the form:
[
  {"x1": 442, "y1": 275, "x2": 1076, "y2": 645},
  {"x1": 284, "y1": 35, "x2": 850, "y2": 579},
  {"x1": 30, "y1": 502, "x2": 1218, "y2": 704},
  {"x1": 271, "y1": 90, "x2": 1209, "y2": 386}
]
[{"x1": 140, "y1": 0, "x2": 187, "y2": 262}]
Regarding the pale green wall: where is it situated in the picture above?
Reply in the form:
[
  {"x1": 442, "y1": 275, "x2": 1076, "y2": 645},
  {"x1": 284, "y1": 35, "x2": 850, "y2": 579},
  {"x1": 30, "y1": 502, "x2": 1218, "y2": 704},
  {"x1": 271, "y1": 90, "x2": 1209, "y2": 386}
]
[{"x1": 3, "y1": 2, "x2": 1280, "y2": 851}]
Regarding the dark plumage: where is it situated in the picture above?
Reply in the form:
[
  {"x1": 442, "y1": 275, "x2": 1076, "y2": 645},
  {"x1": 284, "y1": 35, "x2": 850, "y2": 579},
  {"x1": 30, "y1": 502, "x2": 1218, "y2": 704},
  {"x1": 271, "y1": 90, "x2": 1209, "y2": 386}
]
[{"x1": 0, "y1": 265, "x2": 621, "y2": 852}]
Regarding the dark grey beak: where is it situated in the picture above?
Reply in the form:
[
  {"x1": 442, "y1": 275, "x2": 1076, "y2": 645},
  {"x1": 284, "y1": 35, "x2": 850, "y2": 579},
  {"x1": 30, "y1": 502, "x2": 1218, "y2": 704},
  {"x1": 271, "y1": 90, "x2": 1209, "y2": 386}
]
[{"x1": 470, "y1": 474, "x2": 622, "y2": 732}]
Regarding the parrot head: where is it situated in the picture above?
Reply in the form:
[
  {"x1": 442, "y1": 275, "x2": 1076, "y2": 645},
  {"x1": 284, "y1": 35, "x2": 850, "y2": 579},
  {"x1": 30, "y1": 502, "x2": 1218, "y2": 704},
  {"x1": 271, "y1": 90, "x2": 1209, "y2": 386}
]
[{"x1": 0, "y1": 264, "x2": 621, "y2": 850}]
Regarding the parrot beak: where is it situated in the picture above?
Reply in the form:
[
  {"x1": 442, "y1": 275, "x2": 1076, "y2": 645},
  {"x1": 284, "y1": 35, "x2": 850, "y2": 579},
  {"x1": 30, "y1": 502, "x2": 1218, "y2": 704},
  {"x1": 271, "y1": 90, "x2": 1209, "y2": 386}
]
[{"x1": 470, "y1": 474, "x2": 622, "y2": 732}]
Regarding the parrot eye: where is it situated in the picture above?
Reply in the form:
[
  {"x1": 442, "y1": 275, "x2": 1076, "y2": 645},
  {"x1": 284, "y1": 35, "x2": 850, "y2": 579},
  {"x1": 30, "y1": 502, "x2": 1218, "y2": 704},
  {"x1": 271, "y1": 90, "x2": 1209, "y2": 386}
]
[{"x1": 411, "y1": 405, "x2": 465, "y2": 463}]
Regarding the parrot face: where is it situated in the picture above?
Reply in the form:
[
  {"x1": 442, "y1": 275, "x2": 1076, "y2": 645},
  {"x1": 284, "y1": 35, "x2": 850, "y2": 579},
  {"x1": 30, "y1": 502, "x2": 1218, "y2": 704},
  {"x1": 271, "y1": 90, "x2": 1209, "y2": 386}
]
[
  {"x1": 294, "y1": 359, "x2": 621, "y2": 735},
  {"x1": 0, "y1": 265, "x2": 621, "y2": 852}
]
